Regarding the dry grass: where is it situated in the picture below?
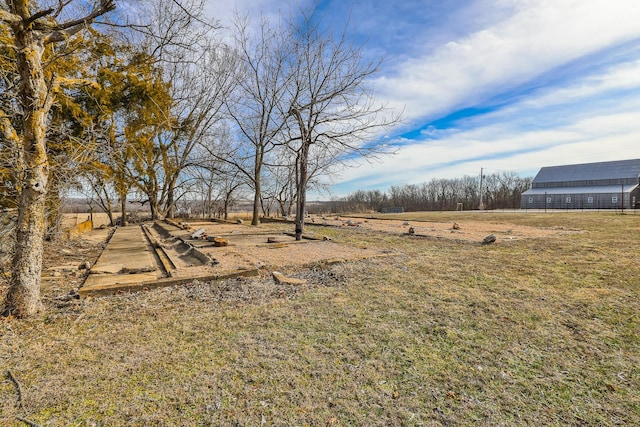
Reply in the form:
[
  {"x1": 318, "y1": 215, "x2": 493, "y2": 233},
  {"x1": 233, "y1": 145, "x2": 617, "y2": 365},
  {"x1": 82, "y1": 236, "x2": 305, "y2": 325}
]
[{"x1": 1, "y1": 212, "x2": 639, "y2": 425}]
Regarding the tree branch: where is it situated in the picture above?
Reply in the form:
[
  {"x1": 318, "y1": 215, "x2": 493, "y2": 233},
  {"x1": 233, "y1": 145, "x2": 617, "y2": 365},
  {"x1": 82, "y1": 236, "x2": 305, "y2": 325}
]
[
  {"x1": 17, "y1": 417, "x2": 42, "y2": 427},
  {"x1": 23, "y1": 8, "x2": 55, "y2": 28},
  {"x1": 0, "y1": 9, "x2": 21, "y2": 23},
  {"x1": 0, "y1": 107, "x2": 20, "y2": 145},
  {"x1": 43, "y1": 0, "x2": 116, "y2": 44},
  {"x1": 54, "y1": 1, "x2": 73, "y2": 19},
  {"x1": 6, "y1": 370, "x2": 24, "y2": 409}
]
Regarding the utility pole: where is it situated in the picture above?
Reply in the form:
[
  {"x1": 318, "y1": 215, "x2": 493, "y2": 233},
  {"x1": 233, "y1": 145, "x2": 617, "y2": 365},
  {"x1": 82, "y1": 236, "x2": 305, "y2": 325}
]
[{"x1": 478, "y1": 167, "x2": 484, "y2": 210}]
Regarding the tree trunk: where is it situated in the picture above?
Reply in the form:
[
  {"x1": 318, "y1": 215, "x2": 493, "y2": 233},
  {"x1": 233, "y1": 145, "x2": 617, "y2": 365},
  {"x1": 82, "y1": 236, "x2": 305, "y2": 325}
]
[
  {"x1": 251, "y1": 183, "x2": 260, "y2": 225},
  {"x1": 4, "y1": 180, "x2": 47, "y2": 317},
  {"x1": 149, "y1": 198, "x2": 159, "y2": 221},
  {"x1": 294, "y1": 144, "x2": 309, "y2": 241},
  {"x1": 106, "y1": 209, "x2": 114, "y2": 227},
  {"x1": 120, "y1": 194, "x2": 128, "y2": 226},
  {"x1": 101, "y1": 187, "x2": 115, "y2": 226},
  {"x1": 165, "y1": 178, "x2": 176, "y2": 219},
  {"x1": 251, "y1": 150, "x2": 264, "y2": 226},
  {"x1": 2, "y1": 25, "x2": 50, "y2": 317}
]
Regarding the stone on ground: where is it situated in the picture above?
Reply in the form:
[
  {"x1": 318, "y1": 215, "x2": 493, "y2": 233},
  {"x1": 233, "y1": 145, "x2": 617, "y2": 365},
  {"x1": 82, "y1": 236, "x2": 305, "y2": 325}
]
[
  {"x1": 272, "y1": 271, "x2": 306, "y2": 285},
  {"x1": 482, "y1": 234, "x2": 496, "y2": 244}
]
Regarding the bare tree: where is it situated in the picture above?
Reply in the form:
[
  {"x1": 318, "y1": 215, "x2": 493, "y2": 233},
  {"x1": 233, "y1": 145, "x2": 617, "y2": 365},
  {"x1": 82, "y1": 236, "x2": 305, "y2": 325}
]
[
  {"x1": 217, "y1": 14, "x2": 291, "y2": 226},
  {"x1": 285, "y1": 7, "x2": 400, "y2": 239},
  {"x1": 80, "y1": 165, "x2": 118, "y2": 226},
  {"x1": 1, "y1": 1, "x2": 116, "y2": 317},
  {"x1": 188, "y1": 144, "x2": 246, "y2": 220},
  {"x1": 262, "y1": 159, "x2": 297, "y2": 218},
  {"x1": 159, "y1": 39, "x2": 235, "y2": 219}
]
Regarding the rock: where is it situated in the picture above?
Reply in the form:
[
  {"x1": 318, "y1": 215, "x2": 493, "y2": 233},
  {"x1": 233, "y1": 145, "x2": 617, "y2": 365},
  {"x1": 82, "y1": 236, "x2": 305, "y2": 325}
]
[
  {"x1": 272, "y1": 271, "x2": 306, "y2": 285},
  {"x1": 402, "y1": 221, "x2": 410, "y2": 226},
  {"x1": 482, "y1": 234, "x2": 496, "y2": 244},
  {"x1": 452, "y1": 222, "x2": 460, "y2": 230},
  {"x1": 78, "y1": 261, "x2": 91, "y2": 270},
  {"x1": 267, "y1": 236, "x2": 279, "y2": 243},
  {"x1": 408, "y1": 227, "x2": 415, "y2": 234},
  {"x1": 213, "y1": 237, "x2": 229, "y2": 247},
  {"x1": 322, "y1": 236, "x2": 332, "y2": 241},
  {"x1": 236, "y1": 219, "x2": 243, "y2": 224},
  {"x1": 190, "y1": 227, "x2": 206, "y2": 239}
]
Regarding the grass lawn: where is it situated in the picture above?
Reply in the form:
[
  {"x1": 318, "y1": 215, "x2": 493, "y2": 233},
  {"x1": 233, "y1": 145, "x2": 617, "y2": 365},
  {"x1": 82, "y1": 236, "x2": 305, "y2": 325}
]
[{"x1": 1, "y1": 212, "x2": 639, "y2": 425}]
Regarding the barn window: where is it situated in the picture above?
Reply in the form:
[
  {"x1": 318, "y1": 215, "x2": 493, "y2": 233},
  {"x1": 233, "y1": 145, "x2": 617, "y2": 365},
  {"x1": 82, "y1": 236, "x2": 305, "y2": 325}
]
[
  {"x1": 587, "y1": 197, "x2": 593, "y2": 204},
  {"x1": 528, "y1": 197, "x2": 533, "y2": 204},
  {"x1": 612, "y1": 196, "x2": 618, "y2": 203},
  {"x1": 566, "y1": 196, "x2": 571, "y2": 204}
]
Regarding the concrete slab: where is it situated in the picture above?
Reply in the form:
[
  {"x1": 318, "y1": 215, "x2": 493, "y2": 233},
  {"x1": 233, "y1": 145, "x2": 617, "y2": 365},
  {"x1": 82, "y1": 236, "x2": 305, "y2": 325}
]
[
  {"x1": 84, "y1": 271, "x2": 159, "y2": 286},
  {"x1": 81, "y1": 225, "x2": 162, "y2": 295},
  {"x1": 79, "y1": 223, "x2": 262, "y2": 298},
  {"x1": 90, "y1": 226, "x2": 156, "y2": 274},
  {"x1": 79, "y1": 269, "x2": 260, "y2": 297}
]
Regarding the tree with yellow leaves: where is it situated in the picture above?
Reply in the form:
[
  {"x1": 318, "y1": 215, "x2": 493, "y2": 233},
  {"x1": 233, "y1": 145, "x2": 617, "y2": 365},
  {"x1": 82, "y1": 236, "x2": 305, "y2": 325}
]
[{"x1": 1, "y1": 1, "x2": 116, "y2": 317}]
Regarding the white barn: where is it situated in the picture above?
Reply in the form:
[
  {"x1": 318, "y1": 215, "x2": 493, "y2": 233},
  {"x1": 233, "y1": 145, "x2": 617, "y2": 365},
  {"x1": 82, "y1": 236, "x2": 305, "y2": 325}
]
[{"x1": 521, "y1": 159, "x2": 640, "y2": 210}]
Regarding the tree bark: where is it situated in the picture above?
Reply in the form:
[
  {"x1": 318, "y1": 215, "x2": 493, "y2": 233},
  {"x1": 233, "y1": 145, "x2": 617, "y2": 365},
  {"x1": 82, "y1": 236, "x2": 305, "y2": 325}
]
[
  {"x1": 120, "y1": 194, "x2": 128, "y2": 226},
  {"x1": 251, "y1": 154, "x2": 263, "y2": 226},
  {"x1": 149, "y1": 196, "x2": 159, "y2": 221},
  {"x1": 5, "y1": 191, "x2": 47, "y2": 316},
  {"x1": 294, "y1": 143, "x2": 309, "y2": 241},
  {"x1": 3, "y1": 17, "x2": 50, "y2": 317},
  {"x1": 165, "y1": 176, "x2": 177, "y2": 219},
  {"x1": 252, "y1": 177, "x2": 261, "y2": 226}
]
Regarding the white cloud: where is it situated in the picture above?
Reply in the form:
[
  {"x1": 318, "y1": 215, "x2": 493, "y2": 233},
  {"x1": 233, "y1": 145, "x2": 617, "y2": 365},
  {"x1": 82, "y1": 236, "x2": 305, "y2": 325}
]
[
  {"x1": 374, "y1": 0, "x2": 640, "y2": 124},
  {"x1": 331, "y1": 96, "x2": 640, "y2": 193},
  {"x1": 519, "y1": 60, "x2": 640, "y2": 110}
]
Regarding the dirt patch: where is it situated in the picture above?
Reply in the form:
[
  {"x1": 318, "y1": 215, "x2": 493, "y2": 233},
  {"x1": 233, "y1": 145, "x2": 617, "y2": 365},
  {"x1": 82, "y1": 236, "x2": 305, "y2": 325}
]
[
  {"x1": 150, "y1": 221, "x2": 390, "y2": 277},
  {"x1": 311, "y1": 215, "x2": 575, "y2": 242},
  {"x1": 199, "y1": 240, "x2": 388, "y2": 272}
]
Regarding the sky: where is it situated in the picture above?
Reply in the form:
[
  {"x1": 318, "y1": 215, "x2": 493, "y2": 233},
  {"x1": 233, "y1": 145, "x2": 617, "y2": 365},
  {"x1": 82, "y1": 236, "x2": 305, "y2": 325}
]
[{"x1": 205, "y1": 0, "x2": 640, "y2": 198}]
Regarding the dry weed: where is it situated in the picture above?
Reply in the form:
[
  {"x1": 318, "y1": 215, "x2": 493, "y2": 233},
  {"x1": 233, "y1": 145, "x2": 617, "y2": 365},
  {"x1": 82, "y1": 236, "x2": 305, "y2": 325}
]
[{"x1": 1, "y1": 212, "x2": 639, "y2": 425}]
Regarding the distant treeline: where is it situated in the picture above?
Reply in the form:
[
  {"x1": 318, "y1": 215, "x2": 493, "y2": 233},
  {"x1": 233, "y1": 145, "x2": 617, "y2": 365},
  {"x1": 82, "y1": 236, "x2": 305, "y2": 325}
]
[{"x1": 328, "y1": 172, "x2": 532, "y2": 213}]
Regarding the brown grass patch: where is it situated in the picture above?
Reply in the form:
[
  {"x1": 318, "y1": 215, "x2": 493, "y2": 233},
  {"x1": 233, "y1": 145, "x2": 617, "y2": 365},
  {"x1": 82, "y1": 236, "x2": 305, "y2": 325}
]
[{"x1": 1, "y1": 212, "x2": 639, "y2": 425}]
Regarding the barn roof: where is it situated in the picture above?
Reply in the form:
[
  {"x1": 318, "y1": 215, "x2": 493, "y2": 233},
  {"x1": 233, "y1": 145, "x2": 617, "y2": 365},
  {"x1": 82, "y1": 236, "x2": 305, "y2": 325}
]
[
  {"x1": 532, "y1": 159, "x2": 640, "y2": 184},
  {"x1": 522, "y1": 184, "x2": 639, "y2": 196}
]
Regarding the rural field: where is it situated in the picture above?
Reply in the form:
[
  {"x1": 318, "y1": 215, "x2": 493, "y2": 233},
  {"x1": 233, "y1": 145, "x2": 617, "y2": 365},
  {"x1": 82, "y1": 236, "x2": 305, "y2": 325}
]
[{"x1": 1, "y1": 211, "x2": 639, "y2": 425}]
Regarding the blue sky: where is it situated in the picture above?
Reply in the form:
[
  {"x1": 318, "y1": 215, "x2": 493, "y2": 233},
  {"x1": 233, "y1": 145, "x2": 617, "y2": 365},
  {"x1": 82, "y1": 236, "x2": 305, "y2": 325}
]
[{"x1": 206, "y1": 0, "x2": 640, "y2": 197}]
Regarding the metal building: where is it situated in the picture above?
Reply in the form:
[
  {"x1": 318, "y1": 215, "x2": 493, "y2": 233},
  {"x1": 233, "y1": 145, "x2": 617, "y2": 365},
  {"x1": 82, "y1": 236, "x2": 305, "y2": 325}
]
[{"x1": 521, "y1": 159, "x2": 640, "y2": 210}]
